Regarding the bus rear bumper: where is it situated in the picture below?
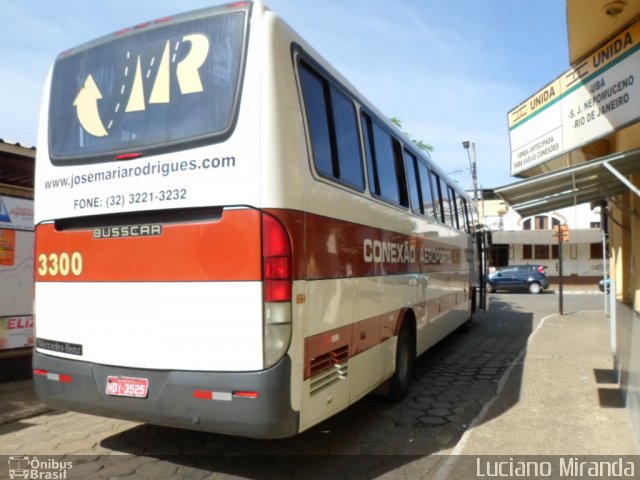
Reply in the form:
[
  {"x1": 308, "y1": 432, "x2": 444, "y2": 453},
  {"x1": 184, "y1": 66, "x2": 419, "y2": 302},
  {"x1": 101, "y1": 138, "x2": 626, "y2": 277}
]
[{"x1": 33, "y1": 351, "x2": 299, "y2": 439}]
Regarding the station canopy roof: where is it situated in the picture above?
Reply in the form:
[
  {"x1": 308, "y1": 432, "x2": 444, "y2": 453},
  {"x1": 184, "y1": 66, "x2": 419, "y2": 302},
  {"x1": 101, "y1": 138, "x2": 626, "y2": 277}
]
[{"x1": 495, "y1": 147, "x2": 640, "y2": 218}]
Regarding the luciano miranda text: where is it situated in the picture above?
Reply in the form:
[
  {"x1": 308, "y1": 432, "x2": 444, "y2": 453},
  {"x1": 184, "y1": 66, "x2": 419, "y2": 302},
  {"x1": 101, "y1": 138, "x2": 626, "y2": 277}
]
[{"x1": 476, "y1": 457, "x2": 635, "y2": 478}]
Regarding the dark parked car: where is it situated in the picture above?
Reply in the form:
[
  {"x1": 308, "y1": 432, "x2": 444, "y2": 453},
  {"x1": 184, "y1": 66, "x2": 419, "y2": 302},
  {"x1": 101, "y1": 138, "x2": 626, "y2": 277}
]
[{"x1": 487, "y1": 264, "x2": 550, "y2": 294}]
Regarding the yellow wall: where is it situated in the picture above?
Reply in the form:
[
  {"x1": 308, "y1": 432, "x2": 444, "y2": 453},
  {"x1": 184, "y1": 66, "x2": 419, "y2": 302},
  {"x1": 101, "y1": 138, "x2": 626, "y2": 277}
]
[{"x1": 632, "y1": 174, "x2": 640, "y2": 311}]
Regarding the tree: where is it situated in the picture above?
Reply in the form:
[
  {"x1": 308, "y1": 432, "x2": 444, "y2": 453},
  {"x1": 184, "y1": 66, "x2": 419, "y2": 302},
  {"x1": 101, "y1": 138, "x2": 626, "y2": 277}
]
[{"x1": 390, "y1": 117, "x2": 434, "y2": 153}]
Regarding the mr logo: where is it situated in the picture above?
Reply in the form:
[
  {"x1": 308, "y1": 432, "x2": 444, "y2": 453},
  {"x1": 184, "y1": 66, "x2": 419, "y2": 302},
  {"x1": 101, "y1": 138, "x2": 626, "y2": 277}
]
[{"x1": 0, "y1": 198, "x2": 11, "y2": 223}]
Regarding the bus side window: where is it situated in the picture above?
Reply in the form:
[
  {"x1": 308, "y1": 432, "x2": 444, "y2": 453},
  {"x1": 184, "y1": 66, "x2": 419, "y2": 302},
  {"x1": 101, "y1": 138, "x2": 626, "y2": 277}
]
[
  {"x1": 440, "y1": 179, "x2": 454, "y2": 228},
  {"x1": 362, "y1": 113, "x2": 408, "y2": 208},
  {"x1": 455, "y1": 193, "x2": 467, "y2": 232},
  {"x1": 462, "y1": 198, "x2": 472, "y2": 232},
  {"x1": 403, "y1": 149, "x2": 422, "y2": 215},
  {"x1": 417, "y1": 161, "x2": 436, "y2": 221},
  {"x1": 298, "y1": 65, "x2": 333, "y2": 178},
  {"x1": 330, "y1": 88, "x2": 365, "y2": 190},
  {"x1": 448, "y1": 185, "x2": 460, "y2": 230},
  {"x1": 430, "y1": 171, "x2": 445, "y2": 224},
  {"x1": 298, "y1": 61, "x2": 365, "y2": 191}
]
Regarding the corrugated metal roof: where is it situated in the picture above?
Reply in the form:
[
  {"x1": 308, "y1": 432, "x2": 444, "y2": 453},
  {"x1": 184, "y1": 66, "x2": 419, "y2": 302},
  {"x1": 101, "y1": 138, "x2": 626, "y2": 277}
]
[{"x1": 495, "y1": 148, "x2": 640, "y2": 217}]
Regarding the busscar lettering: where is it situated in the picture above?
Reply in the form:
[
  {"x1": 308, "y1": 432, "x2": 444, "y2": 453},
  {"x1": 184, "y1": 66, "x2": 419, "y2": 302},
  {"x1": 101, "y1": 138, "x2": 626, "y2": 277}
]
[{"x1": 93, "y1": 224, "x2": 163, "y2": 239}]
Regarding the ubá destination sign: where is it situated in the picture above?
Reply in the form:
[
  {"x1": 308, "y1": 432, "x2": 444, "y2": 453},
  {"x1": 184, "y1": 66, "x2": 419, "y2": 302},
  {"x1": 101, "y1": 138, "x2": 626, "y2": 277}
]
[{"x1": 508, "y1": 21, "x2": 640, "y2": 175}]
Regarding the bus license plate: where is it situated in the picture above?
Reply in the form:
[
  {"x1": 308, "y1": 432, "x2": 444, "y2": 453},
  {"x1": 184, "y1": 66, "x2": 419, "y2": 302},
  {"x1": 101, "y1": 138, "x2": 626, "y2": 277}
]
[{"x1": 106, "y1": 376, "x2": 149, "y2": 398}]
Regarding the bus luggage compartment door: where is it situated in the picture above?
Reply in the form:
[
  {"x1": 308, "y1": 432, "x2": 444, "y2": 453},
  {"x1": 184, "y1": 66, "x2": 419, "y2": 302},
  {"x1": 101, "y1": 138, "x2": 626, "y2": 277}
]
[{"x1": 34, "y1": 207, "x2": 266, "y2": 372}]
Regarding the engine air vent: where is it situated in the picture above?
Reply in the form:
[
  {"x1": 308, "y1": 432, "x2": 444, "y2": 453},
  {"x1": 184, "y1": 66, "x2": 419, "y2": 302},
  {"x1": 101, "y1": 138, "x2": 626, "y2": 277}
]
[{"x1": 309, "y1": 345, "x2": 348, "y2": 396}]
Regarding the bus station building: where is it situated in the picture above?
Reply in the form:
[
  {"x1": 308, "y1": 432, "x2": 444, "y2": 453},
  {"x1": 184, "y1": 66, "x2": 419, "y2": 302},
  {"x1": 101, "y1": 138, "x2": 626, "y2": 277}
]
[{"x1": 496, "y1": 0, "x2": 640, "y2": 445}]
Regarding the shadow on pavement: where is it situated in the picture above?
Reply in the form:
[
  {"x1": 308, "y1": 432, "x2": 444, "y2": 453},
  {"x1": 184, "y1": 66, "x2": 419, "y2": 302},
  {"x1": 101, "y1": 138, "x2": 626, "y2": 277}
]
[
  {"x1": 0, "y1": 355, "x2": 32, "y2": 383},
  {"x1": 99, "y1": 296, "x2": 533, "y2": 478}
]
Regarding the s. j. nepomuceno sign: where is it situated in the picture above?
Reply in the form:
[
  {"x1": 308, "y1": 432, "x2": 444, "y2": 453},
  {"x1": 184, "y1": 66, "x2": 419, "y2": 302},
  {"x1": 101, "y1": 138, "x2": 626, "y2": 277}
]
[{"x1": 508, "y1": 21, "x2": 640, "y2": 175}]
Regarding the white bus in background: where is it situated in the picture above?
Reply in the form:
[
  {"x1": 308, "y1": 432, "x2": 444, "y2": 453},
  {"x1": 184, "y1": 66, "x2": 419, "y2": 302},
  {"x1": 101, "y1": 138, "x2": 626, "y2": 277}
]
[
  {"x1": 34, "y1": 0, "x2": 485, "y2": 438},
  {"x1": 0, "y1": 194, "x2": 34, "y2": 354}
]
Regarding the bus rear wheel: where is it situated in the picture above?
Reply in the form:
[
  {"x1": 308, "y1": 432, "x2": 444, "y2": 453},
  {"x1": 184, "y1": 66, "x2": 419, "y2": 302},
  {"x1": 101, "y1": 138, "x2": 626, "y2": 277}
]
[{"x1": 388, "y1": 320, "x2": 415, "y2": 401}]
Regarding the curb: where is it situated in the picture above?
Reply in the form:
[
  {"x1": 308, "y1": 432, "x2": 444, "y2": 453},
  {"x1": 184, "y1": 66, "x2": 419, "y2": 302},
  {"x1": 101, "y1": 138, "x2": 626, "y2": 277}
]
[{"x1": 548, "y1": 290, "x2": 601, "y2": 295}]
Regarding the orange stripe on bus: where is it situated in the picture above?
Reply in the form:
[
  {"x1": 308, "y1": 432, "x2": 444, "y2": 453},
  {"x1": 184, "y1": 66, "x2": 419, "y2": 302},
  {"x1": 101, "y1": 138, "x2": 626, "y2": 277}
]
[
  {"x1": 35, "y1": 209, "x2": 262, "y2": 282},
  {"x1": 265, "y1": 208, "x2": 467, "y2": 281},
  {"x1": 36, "y1": 207, "x2": 468, "y2": 283}
]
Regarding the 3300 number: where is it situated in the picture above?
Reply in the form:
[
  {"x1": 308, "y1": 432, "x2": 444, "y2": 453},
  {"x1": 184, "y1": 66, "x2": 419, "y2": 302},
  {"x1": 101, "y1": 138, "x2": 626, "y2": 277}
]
[{"x1": 37, "y1": 252, "x2": 83, "y2": 277}]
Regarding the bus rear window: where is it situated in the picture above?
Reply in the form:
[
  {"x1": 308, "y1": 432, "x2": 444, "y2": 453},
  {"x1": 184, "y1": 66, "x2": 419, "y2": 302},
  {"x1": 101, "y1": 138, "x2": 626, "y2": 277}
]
[{"x1": 49, "y1": 11, "x2": 246, "y2": 163}]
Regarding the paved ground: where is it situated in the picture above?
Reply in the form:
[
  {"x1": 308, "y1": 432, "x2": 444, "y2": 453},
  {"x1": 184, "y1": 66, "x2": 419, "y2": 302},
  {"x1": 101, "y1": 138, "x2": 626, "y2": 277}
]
[{"x1": 0, "y1": 291, "x2": 637, "y2": 479}]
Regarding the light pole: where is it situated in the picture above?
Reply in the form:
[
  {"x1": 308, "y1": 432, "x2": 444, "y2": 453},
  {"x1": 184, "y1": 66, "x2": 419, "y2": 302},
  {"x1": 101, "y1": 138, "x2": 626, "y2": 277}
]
[{"x1": 462, "y1": 141, "x2": 479, "y2": 223}]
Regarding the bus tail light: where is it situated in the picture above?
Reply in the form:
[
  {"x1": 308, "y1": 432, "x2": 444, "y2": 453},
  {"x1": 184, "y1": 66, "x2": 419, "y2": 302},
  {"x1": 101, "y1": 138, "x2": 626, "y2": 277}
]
[
  {"x1": 262, "y1": 214, "x2": 292, "y2": 302},
  {"x1": 262, "y1": 213, "x2": 292, "y2": 368}
]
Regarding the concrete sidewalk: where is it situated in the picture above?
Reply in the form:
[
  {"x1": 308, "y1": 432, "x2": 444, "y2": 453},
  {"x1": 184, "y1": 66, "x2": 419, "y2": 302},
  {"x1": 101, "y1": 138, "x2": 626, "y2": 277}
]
[
  {"x1": 462, "y1": 308, "x2": 637, "y2": 453},
  {"x1": 436, "y1": 308, "x2": 639, "y2": 478}
]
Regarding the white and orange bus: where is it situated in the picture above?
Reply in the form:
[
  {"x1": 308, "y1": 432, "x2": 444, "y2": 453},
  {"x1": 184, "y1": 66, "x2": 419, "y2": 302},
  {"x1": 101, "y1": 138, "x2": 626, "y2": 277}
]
[{"x1": 34, "y1": 1, "x2": 485, "y2": 438}]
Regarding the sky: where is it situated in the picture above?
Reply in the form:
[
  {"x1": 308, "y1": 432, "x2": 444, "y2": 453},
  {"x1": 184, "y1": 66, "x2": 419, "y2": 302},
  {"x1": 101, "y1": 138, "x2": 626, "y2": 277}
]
[{"x1": 0, "y1": 0, "x2": 569, "y2": 190}]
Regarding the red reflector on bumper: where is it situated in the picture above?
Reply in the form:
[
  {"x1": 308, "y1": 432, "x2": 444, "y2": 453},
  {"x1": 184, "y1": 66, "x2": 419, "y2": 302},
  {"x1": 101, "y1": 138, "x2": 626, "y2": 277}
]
[
  {"x1": 193, "y1": 389, "x2": 258, "y2": 400},
  {"x1": 193, "y1": 390, "x2": 213, "y2": 400},
  {"x1": 34, "y1": 369, "x2": 73, "y2": 383},
  {"x1": 233, "y1": 391, "x2": 259, "y2": 399}
]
